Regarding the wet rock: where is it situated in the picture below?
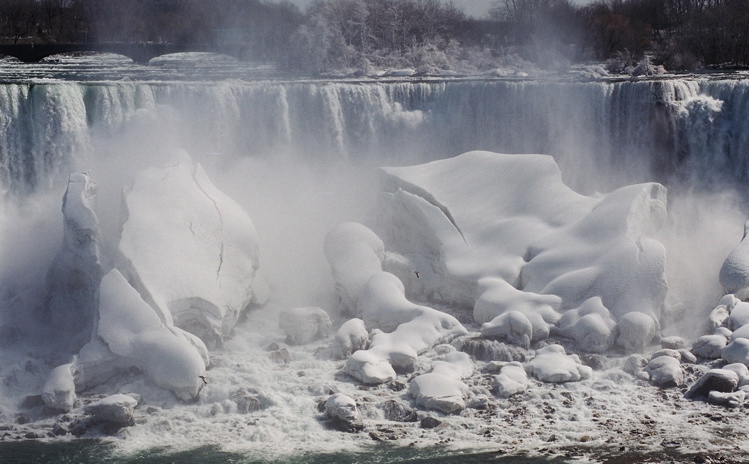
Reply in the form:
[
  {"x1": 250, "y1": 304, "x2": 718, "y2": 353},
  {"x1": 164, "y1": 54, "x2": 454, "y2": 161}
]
[
  {"x1": 420, "y1": 416, "x2": 442, "y2": 429},
  {"x1": 380, "y1": 400, "x2": 417, "y2": 422},
  {"x1": 52, "y1": 423, "x2": 68, "y2": 436},
  {"x1": 686, "y1": 369, "x2": 739, "y2": 400},
  {"x1": 232, "y1": 389, "x2": 263, "y2": 413},
  {"x1": 460, "y1": 339, "x2": 527, "y2": 363},
  {"x1": 578, "y1": 353, "x2": 607, "y2": 370},
  {"x1": 268, "y1": 348, "x2": 290, "y2": 364},
  {"x1": 84, "y1": 394, "x2": 137, "y2": 427},
  {"x1": 20, "y1": 396, "x2": 45, "y2": 409}
]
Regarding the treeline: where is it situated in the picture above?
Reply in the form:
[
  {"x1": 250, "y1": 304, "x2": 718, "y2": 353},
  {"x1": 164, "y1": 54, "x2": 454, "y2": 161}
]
[
  {"x1": 1, "y1": 0, "x2": 748, "y2": 73},
  {"x1": 0, "y1": 0, "x2": 303, "y2": 60}
]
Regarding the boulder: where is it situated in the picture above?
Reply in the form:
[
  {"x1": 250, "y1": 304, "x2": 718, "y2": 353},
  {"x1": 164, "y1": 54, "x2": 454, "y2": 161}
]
[
  {"x1": 525, "y1": 344, "x2": 592, "y2": 383},
  {"x1": 616, "y1": 312, "x2": 657, "y2": 353},
  {"x1": 41, "y1": 363, "x2": 77, "y2": 412},
  {"x1": 84, "y1": 394, "x2": 138, "y2": 427},
  {"x1": 279, "y1": 307, "x2": 332, "y2": 345},
  {"x1": 723, "y1": 338, "x2": 749, "y2": 365},
  {"x1": 324, "y1": 393, "x2": 363, "y2": 432},
  {"x1": 493, "y1": 362, "x2": 529, "y2": 398},
  {"x1": 644, "y1": 356, "x2": 684, "y2": 387},
  {"x1": 685, "y1": 369, "x2": 739, "y2": 400},
  {"x1": 692, "y1": 334, "x2": 728, "y2": 359}
]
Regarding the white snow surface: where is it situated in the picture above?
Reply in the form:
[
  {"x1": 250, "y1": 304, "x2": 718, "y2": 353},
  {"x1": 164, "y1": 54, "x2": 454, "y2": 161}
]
[
  {"x1": 117, "y1": 150, "x2": 260, "y2": 347},
  {"x1": 379, "y1": 151, "x2": 668, "y2": 324},
  {"x1": 87, "y1": 269, "x2": 207, "y2": 400}
]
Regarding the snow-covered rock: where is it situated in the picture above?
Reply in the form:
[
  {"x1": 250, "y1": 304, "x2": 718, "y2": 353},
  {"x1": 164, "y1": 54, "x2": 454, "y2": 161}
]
[
  {"x1": 41, "y1": 363, "x2": 77, "y2": 412},
  {"x1": 691, "y1": 334, "x2": 728, "y2": 359},
  {"x1": 344, "y1": 272, "x2": 467, "y2": 384},
  {"x1": 44, "y1": 172, "x2": 103, "y2": 350},
  {"x1": 728, "y1": 301, "x2": 749, "y2": 330},
  {"x1": 378, "y1": 151, "x2": 668, "y2": 326},
  {"x1": 493, "y1": 362, "x2": 529, "y2": 398},
  {"x1": 719, "y1": 220, "x2": 749, "y2": 298},
  {"x1": 708, "y1": 390, "x2": 745, "y2": 408},
  {"x1": 117, "y1": 150, "x2": 259, "y2": 348},
  {"x1": 643, "y1": 356, "x2": 684, "y2": 387},
  {"x1": 480, "y1": 311, "x2": 533, "y2": 349},
  {"x1": 324, "y1": 222, "x2": 385, "y2": 316},
  {"x1": 554, "y1": 297, "x2": 617, "y2": 353},
  {"x1": 78, "y1": 269, "x2": 207, "y2": 401},
  {"x1": 331, "y1": 318, "x2": 369, "y2": 359},
  {"x1": 525, "y1": 344, "x2": 592, "y2": 383},
  {"x1": 409, "y1": 373, "x2": 469, "y2": 414},
  {"x1": 84, "y1": 394, "x2": 138, "y2": 426},
  {"x1": 686, "y1": 369, "x2": 739, "y2": 400},
  {"x1": 616, "y1": 312, "x2": 657, "y2": 353},
  {"x1": 324, "y1": 393, "x2": 362, "y2": 432},
  {"x1": 278, "y1": 306, "x2": 331, "y2": 345},
  {"x1": 723, "y1": 338, "x2": 749, "y2": 366}
]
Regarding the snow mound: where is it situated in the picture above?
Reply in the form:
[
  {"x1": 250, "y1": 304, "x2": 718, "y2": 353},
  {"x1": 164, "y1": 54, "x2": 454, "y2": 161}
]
[
  {"x1": 323, "y1": 222, "x2": 385, "y2": 316},
  {"x1": 331, "y1": 318, "x2": 369, "y2": 359},
  {"x1": 554, "y1": 297, "x2": 616, "y2": 353},
  {"x1": 343, "y1": 271, "x2": 467, "y2": 384},
  {"x1": 409, "y1": 351, "x2": 472, "y2": 414},
  {"x1": 720, "y1": 220, "x2": 749, "y2": 298},
  {"x1": 379, "y1": 151, "x2": 667, "y2": 336},
  {"x1": 493, "y1": 362, "x2": 530, "y2": 398},
  {"x1": 117, "y1": 150, "x2": 260, "y2": 348},
  {"x1": 525, "y1": 344, "x2": 592, "y2": 383},
  {"x1": 80, "y1": 269, "x2": 207, "y2": 401}
]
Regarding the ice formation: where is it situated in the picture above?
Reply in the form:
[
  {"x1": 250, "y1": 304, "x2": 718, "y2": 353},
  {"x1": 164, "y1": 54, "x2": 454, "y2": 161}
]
[
  {"x1": 720, "y1": 220, "x2": 749, "y2": 298},
  {"x1": 118, "y1": 150, "x2": 260, "y2": 348},
  {"x1": 43, "y1": 172, "x2": 103, "y2": 350},
  {"x1": 378, "y1": 151, "x2": 667, "y2": 353}
]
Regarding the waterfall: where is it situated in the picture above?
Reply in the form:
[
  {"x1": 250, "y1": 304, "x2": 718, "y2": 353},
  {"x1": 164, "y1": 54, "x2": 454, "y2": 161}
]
[{"x1": 0, "y1": 78, "x2": 748, "y2": 196}]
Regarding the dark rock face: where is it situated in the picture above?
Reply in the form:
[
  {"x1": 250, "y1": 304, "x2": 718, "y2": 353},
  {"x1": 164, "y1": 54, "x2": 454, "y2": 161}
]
[
  {"x1": 380, "y1": 400, "x2": 418, "y2": 422},
  {"x1": 420, "y1": 416, "x2": 442, "y2": 429}
]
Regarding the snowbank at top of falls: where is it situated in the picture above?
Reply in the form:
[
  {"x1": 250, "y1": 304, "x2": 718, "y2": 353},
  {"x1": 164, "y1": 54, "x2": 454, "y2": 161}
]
[
  {"x1": 117, "y1": 150, "x2": 260, "y2": 348},
  {"x1": 378, "y1": 151, "x2": 668, "y2": 341}
]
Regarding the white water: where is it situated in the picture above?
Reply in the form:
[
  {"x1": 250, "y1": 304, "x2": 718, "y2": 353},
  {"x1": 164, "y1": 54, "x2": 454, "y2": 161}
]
[{"x1": 2, "y1": 61, "x2": 749, "y2": 460}]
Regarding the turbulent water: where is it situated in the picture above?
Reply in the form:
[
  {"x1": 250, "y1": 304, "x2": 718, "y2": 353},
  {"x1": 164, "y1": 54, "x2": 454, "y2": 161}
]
[{"x1": 2, "y1": 55, "x2": 749, "y2": 463}]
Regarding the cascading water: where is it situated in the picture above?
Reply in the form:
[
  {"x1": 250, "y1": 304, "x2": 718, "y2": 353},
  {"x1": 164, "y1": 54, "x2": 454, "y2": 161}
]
[{"x1": 1, "y1": 78, "x2": 748, "y2": 196}]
